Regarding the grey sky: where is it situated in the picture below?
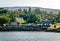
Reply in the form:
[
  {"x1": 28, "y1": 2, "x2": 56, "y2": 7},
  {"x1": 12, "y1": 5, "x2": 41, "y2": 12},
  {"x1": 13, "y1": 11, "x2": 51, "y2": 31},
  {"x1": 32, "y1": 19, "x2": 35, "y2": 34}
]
[
  {"x1": 0, "y1": 0, "x2": 60, "y2": 9},
  {"x1": 0, "y1": 0, "x2": 40, "y2": 7}
]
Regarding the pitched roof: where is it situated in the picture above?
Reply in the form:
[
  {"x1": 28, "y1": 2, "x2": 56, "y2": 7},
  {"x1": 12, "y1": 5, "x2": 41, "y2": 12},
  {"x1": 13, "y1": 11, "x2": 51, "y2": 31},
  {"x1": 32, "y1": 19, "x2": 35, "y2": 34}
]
[{"x1": 41, "y1": 21, "x2": 52, "y2": 24}]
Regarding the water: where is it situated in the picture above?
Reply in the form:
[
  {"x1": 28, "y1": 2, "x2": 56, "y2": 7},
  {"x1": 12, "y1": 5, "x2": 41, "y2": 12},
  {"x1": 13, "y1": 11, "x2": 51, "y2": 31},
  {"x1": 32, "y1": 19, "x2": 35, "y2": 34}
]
[{"x1": 0, "y1": 32, "x2": 60, "y2": 41}]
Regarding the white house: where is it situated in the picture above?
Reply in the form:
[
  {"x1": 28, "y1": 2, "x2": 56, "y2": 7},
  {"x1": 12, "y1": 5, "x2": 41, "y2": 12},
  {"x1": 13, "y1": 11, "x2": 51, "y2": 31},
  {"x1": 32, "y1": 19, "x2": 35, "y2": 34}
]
[{"x1": 16, "y1": 17, "x2": 25, "y2": 24}]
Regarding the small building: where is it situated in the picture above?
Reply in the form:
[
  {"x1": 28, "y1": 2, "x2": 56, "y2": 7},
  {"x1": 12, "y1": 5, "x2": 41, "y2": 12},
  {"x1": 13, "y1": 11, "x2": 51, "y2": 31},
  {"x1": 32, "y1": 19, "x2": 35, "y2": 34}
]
[
  {"x1": 16, "y1": 17, "x2": 25, "y2": 24},
  {"x1": 7, "y1": 22, "x2": 20, "y2": 26},
  {"x1": 40, "y1": 21, "x2": 53, "y2": 26}
]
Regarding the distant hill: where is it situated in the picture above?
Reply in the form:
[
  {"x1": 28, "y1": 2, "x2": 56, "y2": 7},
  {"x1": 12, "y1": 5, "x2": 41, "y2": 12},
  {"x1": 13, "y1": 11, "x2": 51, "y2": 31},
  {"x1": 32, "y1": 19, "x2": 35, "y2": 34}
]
[{"x1": 1, "y1": 6, "x2": 60, "y2": 14}]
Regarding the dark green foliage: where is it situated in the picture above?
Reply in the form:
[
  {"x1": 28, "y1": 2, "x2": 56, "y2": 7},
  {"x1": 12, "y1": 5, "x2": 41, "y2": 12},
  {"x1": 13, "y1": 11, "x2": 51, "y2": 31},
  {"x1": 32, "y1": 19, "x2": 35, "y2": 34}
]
[
  {"x1": 34, "y1": 8, "x2": 41, "y2": 14},
  {"x1": 0, "y1": 7, "x2": 58, "y2": 25},
  {"x1": 23, "y1": 13, "x2": 40, "y2": 23},
  {"x1": 28, "y1": 7, "x2": 32, "y2": 14},
  {"x1": 0, "y1": 17, "x2": 8, "y2": 26},
  {"x1": 9, "y1": 12, "x2": 16, "y2": 22},
  {"x1": 0, "y1": 8, "x2": 8, "y2": 14},
  {"x1": 23, "y1": 9, "x2": 28, "y2": 14},
  {"x1": 22, "y1": 7, "x2": 41, "y2": 23},
  {"x1": 54, "y1": 12, "x2": 60, "y2": 23}
]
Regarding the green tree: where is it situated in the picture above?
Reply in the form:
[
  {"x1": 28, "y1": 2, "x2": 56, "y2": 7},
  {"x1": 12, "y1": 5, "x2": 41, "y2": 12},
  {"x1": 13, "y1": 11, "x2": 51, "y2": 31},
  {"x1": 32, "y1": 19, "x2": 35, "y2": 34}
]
[
  {"x1": 23, "y1": 13, "x2": 41, "y2": 23},
  {"x1": 28, "y1": 7, "x2": 32, "y2": 14},
  {"x1": 54, "y1": 12, "x2": 60, "y2": 23},
  {"x1": 9, "y1": 11, "x2": 16, "y2": 22},
  {"x1": 34, "y1": 8, "x2": 41, "y2": 14},
  {"x1": 5, "y1": 10, "x2": 16, "y2": 22},
  {"x1": 0, "y1": 8, "x2": 8, "y2": 14},
  {"x1": 23, "y1": 9, "x2": 28, "y2": 14},
  {"x1": 0, "y1": 16, "x2": 9, "y2": 26}
]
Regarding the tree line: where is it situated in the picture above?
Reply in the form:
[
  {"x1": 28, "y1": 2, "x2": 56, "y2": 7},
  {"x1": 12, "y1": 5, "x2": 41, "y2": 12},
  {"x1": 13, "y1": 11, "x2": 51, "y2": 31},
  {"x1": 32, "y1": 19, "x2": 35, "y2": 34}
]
[{"x1": 0, "y1": 7, "x2": 60, "y2": 26}]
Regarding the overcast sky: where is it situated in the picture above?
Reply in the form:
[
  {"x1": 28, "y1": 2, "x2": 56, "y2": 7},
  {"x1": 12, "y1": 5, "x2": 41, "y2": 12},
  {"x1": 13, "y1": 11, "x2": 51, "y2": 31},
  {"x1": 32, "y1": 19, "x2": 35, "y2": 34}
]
[{"x1": 0, "y1": 0, "x2": 60, "y2": 9}]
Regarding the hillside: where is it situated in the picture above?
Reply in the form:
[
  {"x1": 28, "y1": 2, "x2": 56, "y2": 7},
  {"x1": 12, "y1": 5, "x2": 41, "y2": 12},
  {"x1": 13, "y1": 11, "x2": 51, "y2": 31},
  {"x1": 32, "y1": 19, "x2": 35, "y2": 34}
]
[{"x1": 2, "y1": 6, "x2": 60, "y2": 14}]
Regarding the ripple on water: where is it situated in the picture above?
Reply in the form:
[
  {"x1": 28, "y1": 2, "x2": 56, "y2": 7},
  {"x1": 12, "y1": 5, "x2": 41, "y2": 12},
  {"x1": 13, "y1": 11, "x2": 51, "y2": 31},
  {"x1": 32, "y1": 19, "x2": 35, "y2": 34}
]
[{"x1": 0, "y1": 32, "x2": 60, "y2": 41}]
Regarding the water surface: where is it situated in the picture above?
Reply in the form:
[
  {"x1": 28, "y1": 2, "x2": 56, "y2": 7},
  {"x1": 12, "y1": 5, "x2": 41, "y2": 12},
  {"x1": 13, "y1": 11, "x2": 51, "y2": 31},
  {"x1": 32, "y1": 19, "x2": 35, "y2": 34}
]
[{"x1": 0, "y1": 32, "x2": 60, "y2": 41}]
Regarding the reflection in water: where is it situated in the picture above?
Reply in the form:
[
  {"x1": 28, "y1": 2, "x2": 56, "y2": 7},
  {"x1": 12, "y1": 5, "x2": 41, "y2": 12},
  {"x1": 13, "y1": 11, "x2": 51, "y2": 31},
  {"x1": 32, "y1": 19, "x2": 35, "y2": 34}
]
[{"x1": 0, "y1": 32, "x2": 60, "y2": 41}]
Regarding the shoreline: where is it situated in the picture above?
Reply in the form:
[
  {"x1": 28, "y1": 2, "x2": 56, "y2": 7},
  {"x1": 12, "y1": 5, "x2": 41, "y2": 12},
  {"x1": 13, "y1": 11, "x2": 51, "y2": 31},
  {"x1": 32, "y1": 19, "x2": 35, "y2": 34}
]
[{"x1": 0, "y1": 30, "x2": 59, "y2": 33}]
